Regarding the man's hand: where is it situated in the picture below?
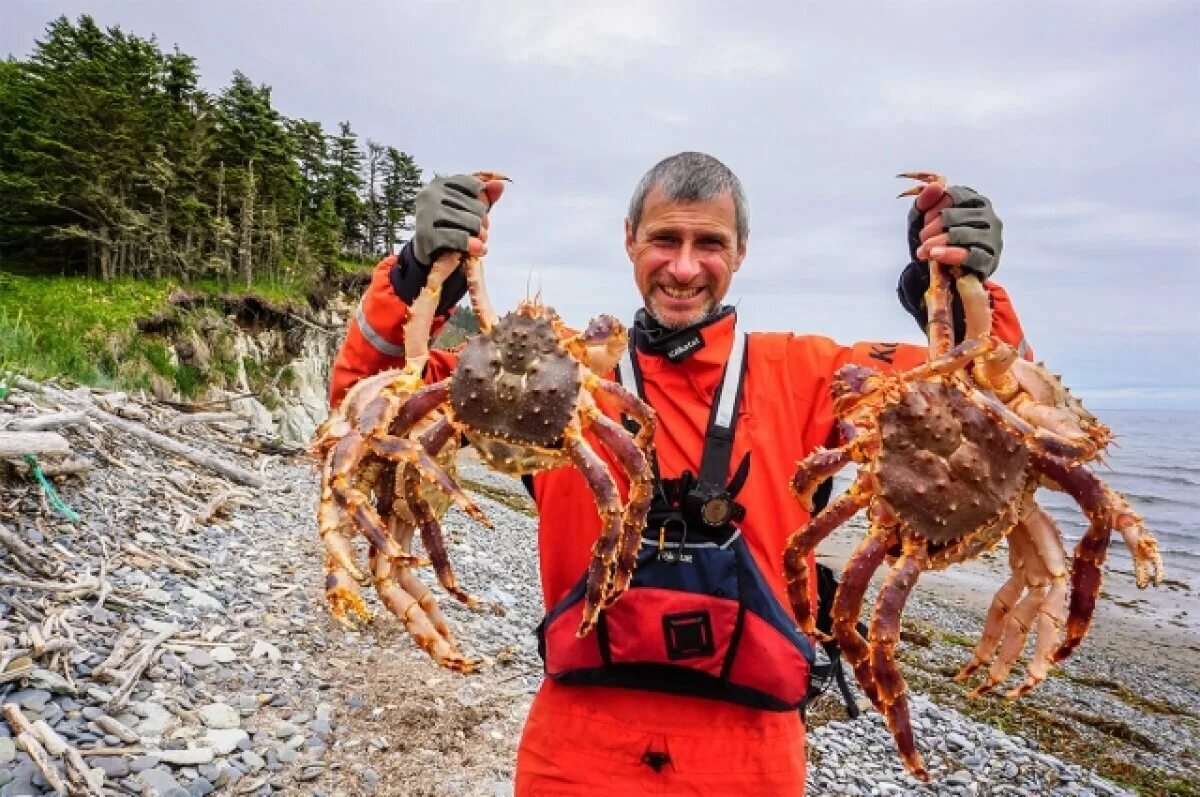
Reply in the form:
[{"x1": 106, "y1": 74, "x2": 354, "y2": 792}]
[
  {"x1": 413, "y1": 174, "x2": 507, "y2": 265},
  {"x1": 907, "y1": 182, "x2": 1002, "y2": 280}
]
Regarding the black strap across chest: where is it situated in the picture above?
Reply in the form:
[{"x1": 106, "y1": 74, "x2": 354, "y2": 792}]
[{"x1": 616, "y1": 329, "x2": 751, "y2": 514}]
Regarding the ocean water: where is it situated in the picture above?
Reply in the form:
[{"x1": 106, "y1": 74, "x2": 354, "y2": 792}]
[
  {"x1": 1037, "y1": 408, "x2": 1200, "y2": 584},
  {"x1": 833, "y1": 409, "x2": 1200, "y2": 584}
]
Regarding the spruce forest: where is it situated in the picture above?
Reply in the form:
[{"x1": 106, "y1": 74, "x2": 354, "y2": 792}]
[{"x1": 0, "y1": 15, "x2": 423, "y2": 286}]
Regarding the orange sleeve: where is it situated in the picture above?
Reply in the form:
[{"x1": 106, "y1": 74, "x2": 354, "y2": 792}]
[
  {"x1": 985, "y1": 280, "x2": 1034, "y2": 361},
  {"x1": 328, "y1": 255, "x2": 455, "y2": 409},
  {"x1": 797, "y1": 279, "x2": 1033, "y2": 442}
]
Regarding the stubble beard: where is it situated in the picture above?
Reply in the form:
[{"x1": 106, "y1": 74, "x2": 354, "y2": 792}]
[{"x1": 645, "y1": 292, "x2": 717, "y2": 330}]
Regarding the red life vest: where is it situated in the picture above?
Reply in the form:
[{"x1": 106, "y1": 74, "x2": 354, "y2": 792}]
[{"x1": 539, "y1": 330, "x2": 815, "y2": 711}]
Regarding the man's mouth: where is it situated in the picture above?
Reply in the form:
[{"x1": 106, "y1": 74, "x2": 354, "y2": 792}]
[{"x1": 659, "y1": 285, "x2": 704, "y2": 300}]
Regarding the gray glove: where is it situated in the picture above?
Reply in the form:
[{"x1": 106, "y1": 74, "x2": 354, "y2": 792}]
[
  {"x1": 906, "y1": 185, "x2": 1003, "y2": 280},
  {"x1": 412, "y1": 174, "x2": 490, "y2": 266}
]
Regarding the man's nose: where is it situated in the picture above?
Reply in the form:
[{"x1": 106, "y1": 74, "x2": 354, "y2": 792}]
[{"x1": 667, "y1": 244, "x2": 702, "y2": 282}]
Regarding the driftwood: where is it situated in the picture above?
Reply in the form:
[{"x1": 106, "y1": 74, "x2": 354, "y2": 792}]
[
  {"x1": 7, "y1": 411, "x2": 89, "y2": 432},
  {"x1": 86, "y1": 406, "x2": 264, "y2": 488},
  {"x1": 104, "y1": 624, "x2": 179, "y2": 711},
  {"x1": 91, "y1": 627, "x2": 142, "y2": 682},
  {"x1": 9, "y1": 376, "x2": 264, "y2": 488},
  {"x1": 165, "y1": 410, "x2": 243, "y2": 430},
  {"x1": 1, "y1": 703, "x2": 71, "y2": 793},
  {"x1": 0, "y1": 574, "x2": 99, "y2": 596},
  {"x1": 0, "y1": 520, "x2": 61, "y2": 577},
  {"x1": 36, "y1": 456, "x2": 95, "y2": 477},
  {"x1": 2, "y1": 703, "x2": 103, "y2": 795},
  {"x1": 0, "y1": 430, "x2": 71, "y2": 459}
]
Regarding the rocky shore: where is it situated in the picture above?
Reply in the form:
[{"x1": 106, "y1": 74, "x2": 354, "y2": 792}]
[{"x1": 1, "y1": 382, "x2": 1196, "y2": 796}]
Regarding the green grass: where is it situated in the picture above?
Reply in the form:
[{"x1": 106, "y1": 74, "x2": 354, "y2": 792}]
[{"x1": 0, "y1": 270, "x2": 322, "y2": 395}]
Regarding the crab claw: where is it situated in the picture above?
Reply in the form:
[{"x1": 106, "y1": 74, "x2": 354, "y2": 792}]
[
  {"x1": 472, "y1": 171, "x2": 512, "y2": 183},
  {"x1": 325, "y1": 565, "x2": 373, "y2": 629},
  {"x1": 895, "y1": 171, "x2": 947, "y2": 198}
]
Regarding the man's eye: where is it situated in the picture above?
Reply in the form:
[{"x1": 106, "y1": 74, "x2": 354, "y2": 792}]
[{"x1": 651, "y1": 235, "x2": 678, "y2": 245}]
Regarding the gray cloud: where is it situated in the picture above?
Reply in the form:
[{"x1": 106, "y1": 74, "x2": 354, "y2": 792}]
[{"x1": 5, "y1": 0, "x2": 1197, "y2": 407}]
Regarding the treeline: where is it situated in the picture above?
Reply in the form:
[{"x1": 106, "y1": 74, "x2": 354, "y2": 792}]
[{"x1": 0, "y1": 15, "x2": 423, "y2": 285}]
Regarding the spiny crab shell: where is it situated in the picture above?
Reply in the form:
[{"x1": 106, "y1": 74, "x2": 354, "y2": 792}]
[
  {"x1": 877, "y1": 378, "x2": 1030, "y2": 548},
  {"x1": 449, "y1": 304, "x2": 581, "y2": 472}
]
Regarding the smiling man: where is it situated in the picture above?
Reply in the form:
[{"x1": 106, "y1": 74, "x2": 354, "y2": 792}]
[{"x1": 329, "y1": 152, "x2": 1029, "y2": 795}]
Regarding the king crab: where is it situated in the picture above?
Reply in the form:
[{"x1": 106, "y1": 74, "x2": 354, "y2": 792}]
[
  {"x1": 312, "y1": 172, "x2": 657, "y2": 671},
  {"x1": 394, "y1": 269, "x2": 658, "y2": 637},
  {"x1": 312, "y1": 247, "x2": 489, "y2": 671},
  {"x1": 781, "y1": 172, "x2": 1162, "y2": 781}
]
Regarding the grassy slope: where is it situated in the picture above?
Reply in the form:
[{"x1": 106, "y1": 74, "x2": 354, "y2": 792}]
[{"x1": 0, "y1": 266, "x2": 364, "y2": 395}]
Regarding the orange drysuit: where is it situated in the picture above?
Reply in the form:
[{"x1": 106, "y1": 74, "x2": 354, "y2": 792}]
[{"x1": 329, "y1": 255, "x2": 1033, "y2": 796}]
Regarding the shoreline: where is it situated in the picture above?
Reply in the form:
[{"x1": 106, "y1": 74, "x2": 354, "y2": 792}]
[{"x1": 814, "y1": 516, "x2": 1200, "y2": 683}]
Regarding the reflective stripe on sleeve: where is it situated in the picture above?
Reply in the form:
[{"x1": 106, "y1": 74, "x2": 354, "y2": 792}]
[{"x1": 355, "y1": 299, "x2": 406, "y2": 357}]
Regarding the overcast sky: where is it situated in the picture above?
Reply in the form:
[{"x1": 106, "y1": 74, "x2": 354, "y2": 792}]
[{"x1": 5, "y1": 1, "x2": 1198, "y2": 408}]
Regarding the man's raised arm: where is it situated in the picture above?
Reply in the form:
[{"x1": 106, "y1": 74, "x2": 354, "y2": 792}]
[{"x1": 328, "y1": 174, "x2": 505, "y2": 408}]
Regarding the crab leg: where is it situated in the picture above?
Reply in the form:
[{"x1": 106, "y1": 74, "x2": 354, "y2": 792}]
[
  {"x1": 369, "y1": 433, "x2": 491, "y2": 527},
  {"x1": 1029, "y1": 452, "x2": 1114, "y2": 664},
  {"x1": 783, "y1": 474, "x2": 872, "y2": 636},
  {"x1": 967, "y1": 386, "x2": 1100, "y2": 462},
  {"x1": 869, "y1": 540, "x2": 931, "y2": 782},
  {"x1": 582, "y1": 403, "x2": 655, "y2": 605},
  {"x1": 591, "y1": 378, "x2": 657, "y2": 452},
  {"x1": 372, "y1": 540, "x2": 478, "y2": 673},
  {"x1": 956, "y1": 534, "x2": 1028, "y2": 683},
  {"x1": 837, "y1": 337, "x2": 996, "y2": 417},
  {"x1": 325, "y1": 559, "x2": 372, "y2": 628},
  {"x1": 417, "y1": 416, "x2": 458, "y2": 456},
  {"x1": 379, "y1": 522, "x2": 454, "y2": 639},
  {"x1": 402, "y1": 463, "x2": 478, "y2": 606},
  {"x1": 392, "y1": 381, "x2": 451, "y2": 435},
  {"x1": 565, "y1": 423, "x2": 626, "y2": 637},
  {"x1": 1106, "y1": 487, "x2": 1163, "y2": 588},
  {"x1": 328, "y1": 435, "x2": 424, "y2": 567},
  {"x1": 790, "y1": 424, "x2": 876, "y2": 512},
  {"x1": 964, "y1": 504, "x2": 1070, "y2": 696},
  {"x1": 832, "y1": 523, "x2": 894, "y2": 714},
  {"x1": 899, "y1": 170, "x2": 957, "y2": 360},
  {"x1": 318, "y1": 460, "x2": 367, "y2": 581},
  {"x1": 1006, "y1": 504, "x2": 1070, "y2": 697},
  {"x1": 462, "y1": 255, "x2": 499, "y2": 333}
]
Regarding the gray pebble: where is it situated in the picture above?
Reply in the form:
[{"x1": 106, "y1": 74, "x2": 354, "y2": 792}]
[
  {"x1": 0, "y1": 737, "x2": 15, "y2": 765},
  {"x1": 89, "y1": 756, "x2": 131, "y2": 779},
  {"x1": 139, "y1": 767, "x2": 182, "y2": 797},
  {"x1": 186, "y1": 777, "x2": 214, "y2": 797}
]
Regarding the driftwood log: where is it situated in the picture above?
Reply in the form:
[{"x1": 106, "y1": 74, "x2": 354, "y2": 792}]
[
  {"x1": 7, "y1": 411, "x2": 89, "y2": 432},
  {"x1": 8, "y1": 376, "x2": 264, "y2": 488},
  {"x1": 0, "y1": 431, "x2": 71, "y2": 459}
]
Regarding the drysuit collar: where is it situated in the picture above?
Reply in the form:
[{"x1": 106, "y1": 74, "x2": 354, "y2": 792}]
[{"x1": 632, "y1": 305, "x2": 736, "y2": 363}]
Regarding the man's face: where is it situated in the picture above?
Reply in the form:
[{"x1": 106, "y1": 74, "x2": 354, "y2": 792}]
[{"x1": 626, "y1": 187, "x2": 746, "y2": 329}]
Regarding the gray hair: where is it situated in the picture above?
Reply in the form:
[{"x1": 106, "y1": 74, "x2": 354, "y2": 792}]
[{"x1": 627, "y1": 152, "x2": 748, "y2": 246}]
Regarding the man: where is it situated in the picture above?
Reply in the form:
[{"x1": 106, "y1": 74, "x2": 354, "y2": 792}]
[{"x1": 329, "y1": 153, "x2": 1028, "y2": 795}]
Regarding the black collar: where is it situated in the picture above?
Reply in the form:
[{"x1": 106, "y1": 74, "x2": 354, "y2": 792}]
[{"x1": 632, "y1": 305, "x2": 735, "y2": 363}]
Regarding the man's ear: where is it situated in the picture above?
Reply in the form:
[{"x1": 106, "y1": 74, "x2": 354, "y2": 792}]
[{"x1": 624, "y1": 217, "x2": 636, "y2": 261}]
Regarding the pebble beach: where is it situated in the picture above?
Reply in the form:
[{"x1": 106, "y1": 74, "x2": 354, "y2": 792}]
[{"x1": 1, "y1": 384, "x2": 1197, "y2": 796}]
